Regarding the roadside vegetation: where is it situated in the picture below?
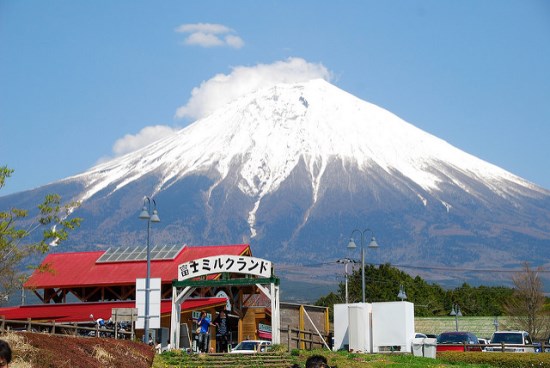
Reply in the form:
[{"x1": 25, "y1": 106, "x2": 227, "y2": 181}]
[
  {"x1": 153, "y1": 348, "x2": 550, "y2": 368},
  {"x1": 315, "y1": 263, "x2": 550, "y2": 340}
]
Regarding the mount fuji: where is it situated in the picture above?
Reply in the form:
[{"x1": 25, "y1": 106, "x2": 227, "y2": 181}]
[{"x1": 3, "y1": 79, "x2": 550, "y2": 296}]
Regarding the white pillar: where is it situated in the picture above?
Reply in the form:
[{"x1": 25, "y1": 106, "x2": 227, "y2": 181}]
[
  {"x1": 170, "y1": 286, "x2": 181, "y2": 349},
  {"x1": 272, "y1": 283, "x2": 280, "y2": 344}
]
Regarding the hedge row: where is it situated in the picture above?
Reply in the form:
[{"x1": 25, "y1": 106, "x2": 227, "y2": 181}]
[{"x1": 437, "y1": 351, "x2": 550, "y2": 367}]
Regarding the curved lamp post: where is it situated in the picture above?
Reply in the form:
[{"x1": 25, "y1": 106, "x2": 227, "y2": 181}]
[
  {"x1": 139, "y1": 196, "x2": 160, "y2": 344},
  {"x1": 450, "y1": 304, "x2": 462, "y2": 331},
  {"x1": 347, "y1": 229, "x2": 379, "y2": 303}
]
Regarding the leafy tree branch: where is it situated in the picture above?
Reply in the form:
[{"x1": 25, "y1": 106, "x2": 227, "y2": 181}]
[{"x1": 0, "y1": 166, "x2": 82, "y2": 303}]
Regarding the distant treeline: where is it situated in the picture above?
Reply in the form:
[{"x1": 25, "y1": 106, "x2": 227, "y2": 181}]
[{"x1": 315, "y1": 263, "x2": 549, "y2": 319}]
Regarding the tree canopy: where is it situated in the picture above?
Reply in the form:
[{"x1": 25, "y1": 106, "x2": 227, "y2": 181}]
[
  {"x1": 0, "y1": 166, "x2": 82, "y2": 303},
  {"x1": 316, "y1": 262, "x2": 516, "y2": 318}
]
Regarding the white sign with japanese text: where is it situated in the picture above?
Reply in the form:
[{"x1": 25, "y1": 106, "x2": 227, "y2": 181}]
[{"x1": 178, "y1": 255, "x2": 272, "y2": 281}]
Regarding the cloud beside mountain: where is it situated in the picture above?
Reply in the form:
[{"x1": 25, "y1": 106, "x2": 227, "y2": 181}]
[
  {"x1": 105, "y1": 58, "x2": 332, "y2": 160},
  {"x1": 175, "y1": 58, "x2": 333, "y2": 120},
  {"x1": 175, "y1": 22, "x2": 245, "y2": 49}
]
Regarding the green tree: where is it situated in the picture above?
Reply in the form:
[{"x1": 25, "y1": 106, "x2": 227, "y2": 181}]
[
  {"x1": 0, "y1": 166, "x2": 82, "y2": 303},
  {"x1": 315, "y1": 262, "x2": 514, "y2": 318},
  {"x1": 449, "y1": 283, "x2": 512, "y2": 317}
]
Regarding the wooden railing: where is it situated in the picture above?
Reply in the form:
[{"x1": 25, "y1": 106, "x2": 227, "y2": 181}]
[
  {"x1": 281, "y1": 325, "x2": 331, "y2": 351},
  {"x1": 0, "y1": 317, "x2": 134, "y2": 340}
]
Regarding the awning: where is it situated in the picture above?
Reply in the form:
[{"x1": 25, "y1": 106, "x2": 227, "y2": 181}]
[
  {"x1": 258, "y1": 331, "x2": 272, "y2": 340},
  {"x1": 0, "y1": 298, "x2": 227, "y2": 323}
]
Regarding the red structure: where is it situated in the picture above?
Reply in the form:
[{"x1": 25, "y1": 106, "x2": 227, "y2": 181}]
[{"x1": 0, "y1": 244, "x2": 250, "y2": 323}]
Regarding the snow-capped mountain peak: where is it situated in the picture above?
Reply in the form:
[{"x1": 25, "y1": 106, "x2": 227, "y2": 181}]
[
  {"x1": 6, "y1": 78, "x2": 550, "y2": 289},
  {"x1": 72, "y1": 79, "x2": 541, "y2": 208}
]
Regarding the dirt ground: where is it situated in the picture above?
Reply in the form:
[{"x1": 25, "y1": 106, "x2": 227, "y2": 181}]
[{"x1": 1, "y1": 332, "x2": 155, "y2": 368}]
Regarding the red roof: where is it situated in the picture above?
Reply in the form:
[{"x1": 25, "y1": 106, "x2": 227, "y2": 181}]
[
  {"x1": 25, "y1": 244, "x2": 250, "y2": 289},
  {"x1": 0, "y1": 298, "x2": 227, "y2": 322}
]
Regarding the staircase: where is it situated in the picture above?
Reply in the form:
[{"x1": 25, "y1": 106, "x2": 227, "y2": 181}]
[{"x1": 160, "y1": 352, "x2": 294, "y2": 368}]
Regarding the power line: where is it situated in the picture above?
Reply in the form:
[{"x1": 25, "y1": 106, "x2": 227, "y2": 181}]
[
  {"x1": 297, "y1": 260, "x2": 550, "y2": 274},
  {"x1": 391, "y1": 263, "x2": 550, "y2": 274}
]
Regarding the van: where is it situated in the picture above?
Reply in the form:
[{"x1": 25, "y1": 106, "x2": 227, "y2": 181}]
[{"x1": 485, "y1": 331, "x2": 535, "y2": 353}]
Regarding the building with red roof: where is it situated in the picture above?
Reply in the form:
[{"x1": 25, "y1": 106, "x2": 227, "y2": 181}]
[
  {"x1": 0, "y1": 243, "x2": 329, "y2": 351},
  {"x1": 23, "y1": 244, "x2": 250, "y2": 304},
  {"x1": 0, "y1": 244, "x2": 252, "y2": 345}
]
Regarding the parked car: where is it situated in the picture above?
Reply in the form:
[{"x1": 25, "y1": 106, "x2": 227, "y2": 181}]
[
  {"x1": 230, "y1": 340, "x2": 271, "y2": 354},
  {"x1": 415, "y1": 333, "x2": 427, "y2": 338},
  {"x1": 485, "y1": 331, "x2": 535, "y2": 353},
  {"x1": 477, "y1": 338, "x2": 489, "y2": 351},
  {"x1": 436, "y1": 331, "x2": 481, "y2": 352}
]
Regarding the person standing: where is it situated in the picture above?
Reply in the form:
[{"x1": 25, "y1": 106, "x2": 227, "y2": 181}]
[
  {"x1": 214, "y1": 310, "x2": 229, "y2": 353},
  {"x1": 196, "y1": 311, "x2": 213, "y2": 353}
]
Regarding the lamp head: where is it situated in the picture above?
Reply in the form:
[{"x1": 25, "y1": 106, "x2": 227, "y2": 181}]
[
  {"x1": 139, "y1": 206, "x2": 150, "y2": 220},
  {"x1": 150, "y1": 209, "x2": 160, "y2": 223},
  {"x1": 397, "y1": 285, "x2": 407, "y2": 300},
  {"x1": 347, "y1": 238, "x2": 357, "y2": 250},
  {"x1": 450, "y1": 305, "x2": 457, "y2": 316},
  {"x1": 368, "y1": 236, "x2": 379, "y2": 248}
]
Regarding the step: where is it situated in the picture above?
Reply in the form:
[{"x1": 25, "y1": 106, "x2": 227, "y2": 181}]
[{"x1": 161, "y1": 352, "x2": 292, "y2": 368}]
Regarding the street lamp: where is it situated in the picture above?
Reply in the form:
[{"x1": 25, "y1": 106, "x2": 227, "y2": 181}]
[
  {"x1": 336, "y1": 258, "x2": 357, "y2": 304},
  {"x1": 139, "y1": 196, "x2": 160, "y2": 344},
  {"x1": 347, "y1": 229, "x2": 379, "y2": 303},
  {"x1": 397, "y1": 284, "x2": 407, "y2": 301},
  {"x1": 449, "y1": 304, "x2": 462, "y2": 331}
]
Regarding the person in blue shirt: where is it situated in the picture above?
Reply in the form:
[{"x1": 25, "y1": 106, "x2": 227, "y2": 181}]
[{"x1": 196, "y1": 311, "x2": 213, "y2": 353}]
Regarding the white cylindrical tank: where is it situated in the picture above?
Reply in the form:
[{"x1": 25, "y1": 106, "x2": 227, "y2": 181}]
[{"x1": 347, "y1": 303, "x2": 372, "y2": 353}]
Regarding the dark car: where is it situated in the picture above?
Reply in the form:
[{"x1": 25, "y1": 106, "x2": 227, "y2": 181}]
[{"x1": 436, "y1": 331, "x2": 481, "y2": 352}]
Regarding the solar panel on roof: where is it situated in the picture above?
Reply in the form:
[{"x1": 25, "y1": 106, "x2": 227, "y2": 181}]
[{"x1": 96, "y1": 244, "x2": 184, "y2": 263}]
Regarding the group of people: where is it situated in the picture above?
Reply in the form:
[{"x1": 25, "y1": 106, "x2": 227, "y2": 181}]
[{"x1": 195, "y1": 310, "x2": 229, "y2": 353}]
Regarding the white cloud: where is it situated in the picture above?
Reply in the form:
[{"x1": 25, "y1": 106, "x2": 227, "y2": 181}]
[
  {"x1": 175, "y1": 23, "x2": 232, "y2": 34},
  {"x1": 96, "y1": 126, "x2": 180, "y2": 164},
  {"x1": 100, "y1": 59, "x2": 331, "y2": 161},
  {"x1": 112, "y1": 125, "x2": 179, "y2": 157},
  {"x1": 224, "y1": 34, "x2": 244, "y2": 49},
  {"x1": 175, "y1": 22, "x2": 244, "y2": 49},
  {"x1": 175, "y1": 57, "x2": 333, "y2": 120},
  {"x1": 185, "y1": 32, "x2": 225, "y2": 47}
]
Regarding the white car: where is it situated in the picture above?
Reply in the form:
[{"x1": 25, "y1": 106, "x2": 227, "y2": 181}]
[
  {"x1": 230, "y1": 340, "x2": 271, "y2": 354},
  {"x1": 485, "y1": 331, "x2": 535, "y2": 353}
]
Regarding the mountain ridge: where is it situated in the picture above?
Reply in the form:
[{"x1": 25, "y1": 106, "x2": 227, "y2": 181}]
[
  {"x1": 63, "y1": 80, "x2": 546, "y2": 232},
  {"x1": 2, "y1": 79, "x2": 549, "y2": 297}
]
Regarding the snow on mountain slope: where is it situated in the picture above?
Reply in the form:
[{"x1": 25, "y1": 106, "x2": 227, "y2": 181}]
[{"x1": 67, "y1": 79, "x2": 546, "y2": 231}]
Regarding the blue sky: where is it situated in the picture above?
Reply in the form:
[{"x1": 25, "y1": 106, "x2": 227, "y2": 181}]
[{"x1": 1, "y1": 0, "x2": 549, "y2": 195}]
